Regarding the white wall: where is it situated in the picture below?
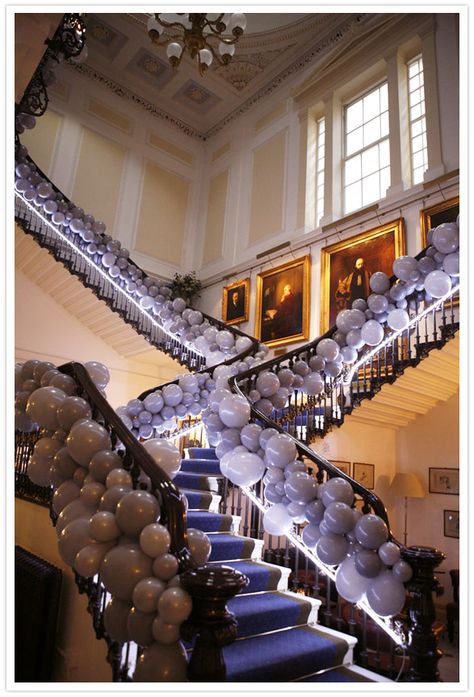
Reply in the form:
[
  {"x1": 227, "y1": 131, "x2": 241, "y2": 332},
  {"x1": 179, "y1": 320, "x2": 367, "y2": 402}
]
[{"x1": 15, "y1": 271, "x2": 178, "y2": 407}]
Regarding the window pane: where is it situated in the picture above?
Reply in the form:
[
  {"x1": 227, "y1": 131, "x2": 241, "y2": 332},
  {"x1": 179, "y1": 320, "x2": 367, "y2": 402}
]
[
  {"x1": 412, "y1": 133, "x2": 424, "y2": 154},
  {"x1": 317, "y1": 171, "x2": 325, "y2": 187},
  {"x1": 344, "y1": 181, "x2": 362, "y2": 214},
  {"x1": 380, "y1": 166, "x2": 391, "y2": 196},
  {"x1": 411, "y1": 119, "x2": 423, "y2": 137},
  {"x1": 380, "y1": 83, "x2": 388, "y2": 112},
  {"x1": 363, "y1": 89, "x2": 380, "y2": 121},
  {"x1": 411, "y1": 103, "x2": 423, "y2": 121},
  {"x1": 364, "y1": 116, "x2": 380, "y2": 147},
  {"x1": 380, "y1": 111, "x2": 389, "y2": 138},
  {"x1": 413, "y1": 166, "x2": 424, "y2": 185},
  {"x1": 413, "y1": 150, "x2": 425, "y2": 169},
  {"x1": 379, "y1": 139, "x2": 390, "y2": 168},
  {"x1": 362, "y1": 143, "x2": 379, "y2": 176},
  {"x1": 346, "y1": 100, "x2": 363, "y2": 131},
  {"x1": 408, "y1": 60, "x2": 420, "y2": 78},
  {"x1": 410, "y1": 87, "x2": 423, "y2": 106},
  {"x1": 409, "y1": 72, "x2": 422, "y2": 91},
  {"x1": 346, "y1": 127, "x2": 363, "y2": 156},
  {"x1": 362, "y1": 171, "x2": 380, "y2": 206},
  {"x1": 345, "y1": 153, "x2": 361, "y2": 185}
]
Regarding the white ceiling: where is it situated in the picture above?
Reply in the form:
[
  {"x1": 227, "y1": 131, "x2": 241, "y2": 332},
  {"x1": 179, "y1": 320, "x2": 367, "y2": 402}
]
[{"x1": 70, "y1": 11, "x2": 361, "y2": 139}]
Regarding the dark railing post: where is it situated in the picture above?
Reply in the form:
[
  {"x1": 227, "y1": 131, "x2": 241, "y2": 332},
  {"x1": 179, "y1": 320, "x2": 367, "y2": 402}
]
[
  {"x1": 180, "y1": 564, "x2": 248, "y2": 681},
  {"x1": 401, "y1": 545, "x2": 446, "y2": 682}
]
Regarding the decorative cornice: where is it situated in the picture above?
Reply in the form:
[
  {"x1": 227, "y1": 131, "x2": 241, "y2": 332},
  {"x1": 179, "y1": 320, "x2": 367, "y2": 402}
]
[{"x1": 72, "y1": 63, "x2": 206, "y2": 140}]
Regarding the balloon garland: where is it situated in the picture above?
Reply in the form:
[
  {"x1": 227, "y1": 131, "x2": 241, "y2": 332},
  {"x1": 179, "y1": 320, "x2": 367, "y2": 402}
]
[{"x1": 14, "y1": 358, "x2": 213, "y2": 682}]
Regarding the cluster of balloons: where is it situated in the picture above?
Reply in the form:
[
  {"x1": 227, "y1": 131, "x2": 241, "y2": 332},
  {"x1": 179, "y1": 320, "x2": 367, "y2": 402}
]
[{"x1": 14, "y1": 358, "x2": 215, "y2": 681}]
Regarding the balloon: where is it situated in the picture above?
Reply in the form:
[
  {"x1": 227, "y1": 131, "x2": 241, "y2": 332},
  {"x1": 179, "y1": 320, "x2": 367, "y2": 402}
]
[
  {"x1": 301, "y1": 523, "x2": 321, "y2": 550},
  {"x1": 355, "y1": 514, "x2": 389, "y2": 549},
  {"x1": 303, "y1": 372, "x2": 324, "y2": 395},
  {"x1": 240, "y1": 423, "x2": 263, "y2": 452},
  {"x1": 74, "y1": 541, "x2": 114, "y2": 577},
  {"x1": 442, "y1": 251, "x2": 459, "y2": 277},
  {"x1": 378, "y1": 541, "x2": 401, "y2": 566},
  {"x1": 66, "y1": 419, "x2": 112, "y2": 467},
  {"x1": 431, "y1": 222, "x2": 459, "y2": 255},
  {"x1": 26, "y1": 386, "x2": 67, "y2": 430},
  {"x1": 52, "y1": 480, "x2": 81, "y2": 515},
  {"x1": 354, "y1": 549, "x2": 383, "y2": 578},
  {"x1": 335, "y1": 555, "x2": 370, "y2": 603},
  {"x1": 99, "y1": 484, "x2": 133, "y2": 512},
  {"x1": 218, "y1": 394, "x2": 251, "y2": 428},
  {"x1": 58, "y1": 518, "x2": 95, "y2": 567},
  {"x1": 367, "y1": 293, "x2": 388, "y2": 314},
  {"x1": 56, "y1": 396, "x2": 92, "y2": 430},
  {"x1": 152, "y1": 616, "x2": 181, "y2": 644},
  {"x1": 360, "y1": 319, "x2": 384, "y2": 346},
  {"x1": 366, "y1": 570, "x2": 406, "y2": 617},
  {"x1": 89, "y1": 511, "x2": 121, "y2": 542},
  {"x1": 84, "y1": 361, "x2": 110, "y2": 389},
  {"x1": 158, "y1": 587, "x2": 192, "y2": 624},
  {"x1": 305, "y1": 499, "x2": 325, "y2": 525},
  {"x1": 104, "y1": 597, "x2": 132, "y2": 643},
  {"x1": 105, "y1": 468, "x2": 133, "y2": 489},
  {"x1": 323, "y1": 501, "x2": 354, "y2": 534},
  {"x1": 387, "y1": 308, "x2": 409, "y2": 332},
  {"x1": 369, "y1": 271, "x2": 390, "y2": 294},
  {"x1": 115, "y1": 490, "x2": 160, "y2": 538},
  {"x1": 100, "y1": 543, "x2": 153, "y2": 600},
  {"x1": 263, "y1": 503, "x2": 293, "y2": 536},
  {"x1": 424, "y1": 269, "x2": 452, "y2": 298},
  {"x1": 320, "y1": 477, "x2": 354, "y2": 507},
  {"x1": 162, "y1": 384, "x2": 183, "y2": 407},
  {"x1": 152, "y1": 553, "x2": 179, "y2": 581},
  {"x1": 284, "y1": 472, "x2": 318, "y2": 504},
  {"x1": 133, "y1": 576, "x2": 167, "y2": 614},
  {"x1": 80, "y1": 481, "x2": 106, "y2": 508},
  {"x1": 265, "y1": 434, "x2": 297, "y2": 468},
  {"x1": 392, "y1": 560, "x2": 413, "y2": 582},
  {"x1": 142, "y1": 439, "x2": 181, "y2": 479},
  {"x1": 316, "y1": 533, "x2": 349, "y2": 565},
  {"x1": 316, "y1": 338, "x2": 340, "y2": 361},
  {"x1": 55, "y1": 499, "x2": 96, "y2": 536},
  {"x1": 187, "y1": 528, "x2": 211, "y2": 565},
  {"x1": 139, "y1": 523, "x2": 171, "y2": 558},
  {"x1": 393, "y1": 256, "x2": 418, "y2": 282},
  {"x1": 127, "y1": 607, "x2": 155, "y2": 647},
  {"x1": 133, "y1": 640, "x2": 188, "y2": 682}
]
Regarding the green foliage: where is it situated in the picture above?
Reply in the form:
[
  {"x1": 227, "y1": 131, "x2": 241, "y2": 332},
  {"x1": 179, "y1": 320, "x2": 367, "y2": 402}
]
[{"x1": 170, "y1": 271, "x2": 202, "y2": 305}]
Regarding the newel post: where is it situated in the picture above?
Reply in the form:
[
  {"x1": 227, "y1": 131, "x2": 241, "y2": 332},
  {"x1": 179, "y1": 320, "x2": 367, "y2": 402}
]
[
  {"x1": 401, "y1": 545, "x2": 446, "y2": 682},
  {"x1": 180, "y1": 564, "x2": 249, "y2": 681}
]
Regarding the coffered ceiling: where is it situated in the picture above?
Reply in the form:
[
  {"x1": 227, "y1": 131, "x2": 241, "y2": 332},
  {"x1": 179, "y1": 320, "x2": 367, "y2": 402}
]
[{"x1": 71, "y1": 12, "x2": 362, "y2": 139}]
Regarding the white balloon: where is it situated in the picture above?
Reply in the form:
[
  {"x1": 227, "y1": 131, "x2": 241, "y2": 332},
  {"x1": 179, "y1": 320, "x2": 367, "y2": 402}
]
[
  {"x1": 263, "y1": 503, "x2": 293, "y2": 536},
  {"x1": 218, "y1": 394, "x2": 251, "y2": 428},
  {"x1": 225, "y1": 451, "x2": 265, "y2": 486}
]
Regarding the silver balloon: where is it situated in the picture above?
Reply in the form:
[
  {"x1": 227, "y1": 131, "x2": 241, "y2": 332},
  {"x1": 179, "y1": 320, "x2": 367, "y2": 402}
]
[{"x1": 366, "y1": 570, "x2": 406, "y2": 617}]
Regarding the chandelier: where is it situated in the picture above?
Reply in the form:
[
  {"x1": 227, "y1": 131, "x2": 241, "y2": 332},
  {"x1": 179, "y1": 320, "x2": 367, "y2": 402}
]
[{"x1": 147, "y1": 13, "x2": 247, "y2": 76}]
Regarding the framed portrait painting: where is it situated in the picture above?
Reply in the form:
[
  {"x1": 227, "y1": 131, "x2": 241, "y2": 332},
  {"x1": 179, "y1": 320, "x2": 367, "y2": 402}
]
[
  {"x1": 420, "y1": 196, "x2": 459, "y2": 247},
  {"x1": 320, "y1": 219, "x2": 406, "y2": 332},
  {"x1": 222, "y1": 278, "x2": 250, "y2": 325},
  {"x1": 255, "y1": 255, "x2": 310, "y2": 348}
]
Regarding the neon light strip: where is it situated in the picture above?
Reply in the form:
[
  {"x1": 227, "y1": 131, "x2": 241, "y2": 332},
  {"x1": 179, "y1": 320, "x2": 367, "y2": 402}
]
[
  {"x1": 16, "y1": 194, "x2": 206, "y2": 355},
  {"x1": 242, "y1": 485, "x2": 405, "y2": 645},
  {"x1": 343, "y1": 285, "x2": 459, "y2": 385}
]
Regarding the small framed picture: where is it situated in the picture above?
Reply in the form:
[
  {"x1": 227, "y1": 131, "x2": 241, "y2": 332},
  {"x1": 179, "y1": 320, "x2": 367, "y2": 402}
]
[
  {"x1": 222, "y1": 278, "x2": 250, "y2": 325},
  {"x1": 332, "y1": 461, "x2": 351, "y2": 476},
  {"x1": 420, "y1": 196, "x2": 459, "y2": 247},
  {"x1": 353, "y1": 462, "x2": 375, "y2": 490},
  {"x1": 429, "y1": 468, "x2": 459, "y2": 495},
  {"x1": 444, "y1": 510, "x2": 459, "y2": 539}
]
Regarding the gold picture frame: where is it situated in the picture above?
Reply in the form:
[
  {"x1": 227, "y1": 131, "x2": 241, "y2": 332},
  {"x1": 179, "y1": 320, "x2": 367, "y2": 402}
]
[
  {"x1": 222, "y1": 278, "x2": 250, "y2": 325},
  {"x1": 255, "y1": 255, "x2": 311, "y2": 348},
  {"x1": 420, "y1": 195, "x2": 459, "y2": 247},
  {"x1": 320, "y1": 219, "x2": 406, "y2": 332}
]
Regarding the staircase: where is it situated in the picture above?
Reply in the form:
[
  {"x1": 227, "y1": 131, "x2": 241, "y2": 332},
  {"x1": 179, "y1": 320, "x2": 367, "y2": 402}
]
[{"x1": 179, "y1": 446, "x2": 390, "y2": 682}]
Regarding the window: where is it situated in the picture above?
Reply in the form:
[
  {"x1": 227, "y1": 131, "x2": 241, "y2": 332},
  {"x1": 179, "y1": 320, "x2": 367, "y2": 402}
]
[
  {"x1": 407, "y1": 55, "x2": 428, "y2": 185},
  {"x1": 343, "y1": 82, "x2": 390, "y2": 214},
  {"x1": 315, "y1": 116, "x2": 325, "y2": 225}
]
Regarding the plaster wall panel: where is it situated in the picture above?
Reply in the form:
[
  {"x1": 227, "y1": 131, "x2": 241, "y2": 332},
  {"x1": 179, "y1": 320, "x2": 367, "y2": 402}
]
[
  {"x1": 19, "y1": 109, "x2": 63, "y2": 177},
  {"x1": 134, "y1": 160, "x2": 190, "y2": 266},
  {"x1": 202, "y1": 169, "x2": 228, "y2": 266}
]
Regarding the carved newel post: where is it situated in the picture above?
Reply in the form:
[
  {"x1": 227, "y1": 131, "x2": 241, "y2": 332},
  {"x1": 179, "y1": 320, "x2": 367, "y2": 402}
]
[
  {"x1": 180, "y1": 564, "x2": 249, "y2": 681},
  {"x1": 401, "y1": 545, "x2": 446, "y2": 682}
]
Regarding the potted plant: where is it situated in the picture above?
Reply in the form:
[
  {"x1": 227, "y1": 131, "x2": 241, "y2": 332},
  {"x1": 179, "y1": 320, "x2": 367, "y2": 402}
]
[{"x1": 170, "y1": 271, "x2": 202, "y2": 306}]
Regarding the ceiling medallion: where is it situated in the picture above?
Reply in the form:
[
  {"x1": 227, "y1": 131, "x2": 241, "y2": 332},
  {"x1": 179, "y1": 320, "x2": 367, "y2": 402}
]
[{"x1": 147, "y1": 13, "x2": 246, "y2": 77}]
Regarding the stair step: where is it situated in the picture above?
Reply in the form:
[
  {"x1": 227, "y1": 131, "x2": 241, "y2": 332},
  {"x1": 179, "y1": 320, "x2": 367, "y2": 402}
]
[
  {"x1": 215, "y1": 560, "x2": 291, "y2": 593},
  {"x1": 182, "y1": 489, "x2": 214, "y2": 511},
  {"x1": 223, "y1": 625, "x2": 353, "y2": 682},
  {"x1": 174, "y1": 471, "x2": 222, "y2": 493},
  {"x1": 228, "y1": 591, "x2": 320, "y2": 638},
  {"x1": 186, "y1": 510, "x2": 233, "y2": 533},
  {"x1": 208, "y1": 534, "x2": 263, "y2": 562},
  {"x1": 180, "y1": 458, "x2": 222, "y2": 476},
  {"x1": 297, "y1": 664, "x2": 393, "y2": 682},
  {"x1": 187, "y1": 447, "x2": 218, "y2": 460}
]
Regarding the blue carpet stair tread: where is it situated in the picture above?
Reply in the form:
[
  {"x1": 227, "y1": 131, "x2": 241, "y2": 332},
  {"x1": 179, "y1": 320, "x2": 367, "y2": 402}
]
[
  {"x1": 215, "y1": 560, "x2": 283, "y2": 593},
  {"x1": 182, "y1": 489, "x2": 214, "y2": 510},
  {"x1": 208, "y1": 534, "x2": 257, "y2": 562},
  {"x1": 187, "y1": 447, "x2": 218, "y2": 460},
  {"x1": 174, "y1": 471, "x2": 221, "y2": 492},
  {"x1": 186, "y1": 510, "x2": 233, "y2": 533},
  {"x1": 228, "y1": 592, "x2": 315, "y2": 637},
  {"x1": 299, "y1": 665, "x2": 379, "y2": 682},
  {"x1": 181, "y1": 458, "x2": 222, "y2": 475},
  {"x1": 223, "y1": 625, "x2": 349, "y2": 682}
]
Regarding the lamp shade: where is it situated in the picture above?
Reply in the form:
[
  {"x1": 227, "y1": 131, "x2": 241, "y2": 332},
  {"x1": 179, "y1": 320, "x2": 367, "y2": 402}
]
[{"x1": 390, "y1": 472, "x2": 426, "y2": 498}]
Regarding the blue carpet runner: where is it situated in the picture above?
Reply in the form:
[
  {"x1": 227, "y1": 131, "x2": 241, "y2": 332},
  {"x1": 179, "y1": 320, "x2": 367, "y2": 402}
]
[{"x1": 180, "y1": 447, "x2": 364, "y2": 682}]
